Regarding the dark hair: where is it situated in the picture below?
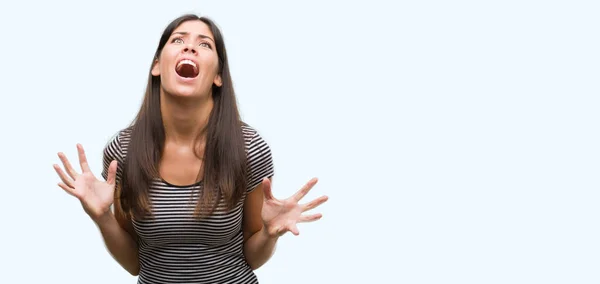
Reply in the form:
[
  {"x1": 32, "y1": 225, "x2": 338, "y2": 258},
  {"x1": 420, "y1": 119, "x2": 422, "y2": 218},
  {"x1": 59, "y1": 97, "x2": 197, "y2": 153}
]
[{"x1": 119, "y1": 14, "x2": 247, "y2": 220}]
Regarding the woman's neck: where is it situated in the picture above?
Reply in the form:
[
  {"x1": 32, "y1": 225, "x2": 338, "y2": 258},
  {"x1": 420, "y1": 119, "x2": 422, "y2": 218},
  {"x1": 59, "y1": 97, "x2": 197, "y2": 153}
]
[{"x1": 160, "y1": 92, "x2": 214, "y2": 145}]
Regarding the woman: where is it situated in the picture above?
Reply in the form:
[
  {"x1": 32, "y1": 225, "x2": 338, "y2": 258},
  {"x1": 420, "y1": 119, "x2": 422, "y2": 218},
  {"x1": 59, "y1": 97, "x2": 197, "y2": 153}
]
[{"x1": 52, "y1": 14, "x2": 328, "y2": 284}]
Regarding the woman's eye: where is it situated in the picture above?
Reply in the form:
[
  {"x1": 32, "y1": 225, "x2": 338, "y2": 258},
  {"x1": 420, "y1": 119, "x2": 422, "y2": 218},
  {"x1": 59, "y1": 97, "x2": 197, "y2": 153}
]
[
  {"x1": 172, "y1": 38, "x2": 183, "y2": 44},
  {"x1": 200, "y1": 42, "x2": 211, "y2": 48}
]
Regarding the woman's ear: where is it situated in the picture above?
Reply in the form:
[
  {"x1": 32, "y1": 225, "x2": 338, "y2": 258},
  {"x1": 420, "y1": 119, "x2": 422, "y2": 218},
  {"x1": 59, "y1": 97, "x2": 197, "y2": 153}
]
[
  {"x1": 151, "y1": 58, "x2": 160, "y2": 76},
  {"x1": 213, "y1": 74, "x2": 222, "y2": 87}
]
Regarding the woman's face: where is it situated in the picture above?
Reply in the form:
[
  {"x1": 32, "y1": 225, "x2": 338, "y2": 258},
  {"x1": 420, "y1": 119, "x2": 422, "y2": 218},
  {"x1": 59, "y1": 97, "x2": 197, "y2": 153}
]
[{"x1": 151, "y1": 20, "x2": 222, "y2": 99}]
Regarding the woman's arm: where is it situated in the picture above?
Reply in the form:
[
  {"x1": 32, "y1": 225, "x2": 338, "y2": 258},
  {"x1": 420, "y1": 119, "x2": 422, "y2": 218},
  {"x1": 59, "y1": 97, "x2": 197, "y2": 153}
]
[
  {"x1": 95, "y1": 132, "x2": 139, "y2": 275},
  {"x1": 242, "y1": 180, "x2": 279, "y2": 270},
  {"x1": 54, "y1": 141, "x2": 140, "y2": 276},
  {"x1": 242, "y1": 177, "x2": 328, "y2": 270},
  {"x1": 95, "y1": 191, "x2": 140, "y2": 276}
]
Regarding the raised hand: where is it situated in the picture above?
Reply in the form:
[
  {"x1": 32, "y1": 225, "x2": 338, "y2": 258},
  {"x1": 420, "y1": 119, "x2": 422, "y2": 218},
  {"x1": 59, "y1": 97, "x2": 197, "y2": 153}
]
[
  {"x1": 261, "y1": 177, "x2": 328, "y2": 237},
  {"x1": 53, "y1": 144, "x2": 118, "y2": 222}
]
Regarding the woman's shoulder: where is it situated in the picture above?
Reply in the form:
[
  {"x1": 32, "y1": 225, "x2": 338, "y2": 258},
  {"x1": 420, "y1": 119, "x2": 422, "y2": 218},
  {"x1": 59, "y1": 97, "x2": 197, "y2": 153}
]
[
  {"x1": 101, "y1": 126, "x2": 133, "y2": 181},
  {"x1": 241, "y1": 121, "x2": 258, "y2": 140},
  {"x1": 241, "y1": 122, "x2": 270, "y2": 148},
  {"x1": 241, "y1": 122, "x2": 275, "y2": 190},
  {"x1": 102, "y1": 126, "x2": 133, "y2": 160},
  {"x1": 115, "y1": 126, "x2": 134, "y2": 142},
  {"x1": 106, "y1": 126, "x2": 133, "y2": 147}
]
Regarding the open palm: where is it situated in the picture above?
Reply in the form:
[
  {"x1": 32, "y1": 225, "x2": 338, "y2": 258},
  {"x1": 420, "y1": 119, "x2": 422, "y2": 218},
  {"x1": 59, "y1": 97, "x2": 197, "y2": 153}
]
[
  {"x1": 53, "y1": 144, "x2": 118, "y2": 221},
  {"x1": 261, "y1": 177, "x2": 328, "y2": 237}
]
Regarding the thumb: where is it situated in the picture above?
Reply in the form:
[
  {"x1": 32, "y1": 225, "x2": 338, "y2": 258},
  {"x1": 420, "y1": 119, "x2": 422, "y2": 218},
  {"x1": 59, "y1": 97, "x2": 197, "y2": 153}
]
[
  {"x1": 262, "y1": 178, "x2": 275, "y2": 200},
  {"x1": 106, "y1": 160, "x2": 118, "y2": 186},
  {"x1": 289, "y1": 224, "x2": 300, "y2": 236}
]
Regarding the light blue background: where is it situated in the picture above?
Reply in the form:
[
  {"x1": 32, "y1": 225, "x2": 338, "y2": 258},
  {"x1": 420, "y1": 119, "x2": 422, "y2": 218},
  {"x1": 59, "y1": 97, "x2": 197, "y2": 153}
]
[{"x1": 0, "y1": 0, "x2": 598, "y2": 283}]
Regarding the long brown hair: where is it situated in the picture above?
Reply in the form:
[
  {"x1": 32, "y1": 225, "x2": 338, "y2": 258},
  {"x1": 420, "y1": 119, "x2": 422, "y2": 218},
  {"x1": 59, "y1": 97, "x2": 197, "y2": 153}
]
[{"x1": 119, "y1": 14, "x2": 247, "y2": 220}]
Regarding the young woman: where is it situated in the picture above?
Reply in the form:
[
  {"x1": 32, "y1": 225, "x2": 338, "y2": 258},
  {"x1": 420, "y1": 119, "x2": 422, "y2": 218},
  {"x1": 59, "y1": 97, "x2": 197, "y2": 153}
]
[{"x1": 52, "y1": 14, "x2": 328, "y2": 284}]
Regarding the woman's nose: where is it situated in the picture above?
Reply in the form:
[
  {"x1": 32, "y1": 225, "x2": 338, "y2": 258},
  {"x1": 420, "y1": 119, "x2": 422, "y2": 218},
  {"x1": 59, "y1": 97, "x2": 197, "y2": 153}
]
[{"x1": 183, "y1": 45, "x2": 197, "y2": 55}]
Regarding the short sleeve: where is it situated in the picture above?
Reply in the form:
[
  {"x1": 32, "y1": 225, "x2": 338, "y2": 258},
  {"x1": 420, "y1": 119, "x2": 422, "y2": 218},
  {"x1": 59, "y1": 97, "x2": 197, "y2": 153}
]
[
  {"x1": 246, "y1": 131, "x2": 275, "y2": 192},
  {"x1": 101, "y1": 132, "x2": 124, "y2": 186}
]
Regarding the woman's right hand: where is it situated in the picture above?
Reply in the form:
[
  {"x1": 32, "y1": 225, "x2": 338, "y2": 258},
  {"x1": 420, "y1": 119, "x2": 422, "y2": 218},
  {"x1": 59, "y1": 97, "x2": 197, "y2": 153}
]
[{"x1": 53, "y1": 144, "x2": 118, "y2": 223}]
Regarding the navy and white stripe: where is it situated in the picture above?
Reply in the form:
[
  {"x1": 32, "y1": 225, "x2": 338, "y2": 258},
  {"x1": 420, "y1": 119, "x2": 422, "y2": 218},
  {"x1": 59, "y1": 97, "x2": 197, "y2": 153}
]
[{"x1": 102, "y1": 124, "x2": 275, "y2": 284}]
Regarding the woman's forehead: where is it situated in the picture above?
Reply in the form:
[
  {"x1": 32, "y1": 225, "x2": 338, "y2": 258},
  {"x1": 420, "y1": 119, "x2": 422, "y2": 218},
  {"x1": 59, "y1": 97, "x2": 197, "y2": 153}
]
[{"x1": 172, "y1": 20, "x2": 213, "y2": 38}]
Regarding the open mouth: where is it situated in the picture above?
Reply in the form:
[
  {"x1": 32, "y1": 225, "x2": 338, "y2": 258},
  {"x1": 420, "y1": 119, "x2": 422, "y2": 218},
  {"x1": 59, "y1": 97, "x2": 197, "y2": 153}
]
[{"x1": 176, "y1": 59, "x2": 199, "y2": 78}]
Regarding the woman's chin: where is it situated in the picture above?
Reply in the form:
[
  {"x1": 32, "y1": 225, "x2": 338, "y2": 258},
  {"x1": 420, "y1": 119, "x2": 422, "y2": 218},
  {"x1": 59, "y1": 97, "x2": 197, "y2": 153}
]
[
  {"x1": 161, "y1": 75, "x2": 208, "y2": 98},
  {"x1": 163, "y1": 85, "x2": 206, "y2": 99}
]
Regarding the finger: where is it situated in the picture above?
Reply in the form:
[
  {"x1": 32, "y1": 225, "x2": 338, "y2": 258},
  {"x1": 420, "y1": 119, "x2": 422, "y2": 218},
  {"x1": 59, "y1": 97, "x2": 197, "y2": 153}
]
[
  {"x1": 298, "y1": 213, "x2": 323, "y2": 223},
  {"x1": 288, "y1": 224, "x2": 300, "y2": 236},
  {"x1": 53, "y1": 164, "x2": 75, "y2": 188},
  {"x1": 262, "y1": 178, "x2": 275, "y2": 200},
  {"x1": 106, "y1": 160, "x2": 118, "y2": 185},
  {"x1": 77, "y1": 144, "x2": 92, "y2": 173},
  {"x1": 58, "y1": 152, "x2": 79, "y2": 179},
  {"x1": 302, "y1": 195, "x2": 329, "y2": 212},
  {"x1": 293, "y1": 177, "x2": 318, "y2": 202},
  {"x1": 57, "y1": 182, "x2": 77, "y2": 198}
]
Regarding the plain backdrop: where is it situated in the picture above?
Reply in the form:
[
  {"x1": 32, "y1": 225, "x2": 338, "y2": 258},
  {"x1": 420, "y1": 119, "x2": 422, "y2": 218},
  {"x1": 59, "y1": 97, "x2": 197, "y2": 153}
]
[{"x1": 0, "y1": 1, "x2": 598, "y2": 283}]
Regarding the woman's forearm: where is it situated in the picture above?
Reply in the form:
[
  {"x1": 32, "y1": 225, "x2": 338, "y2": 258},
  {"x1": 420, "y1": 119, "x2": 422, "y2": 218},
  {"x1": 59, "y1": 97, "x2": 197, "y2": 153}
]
[
  {"x1": 94, "y1": 212, "x2": 140, "y2": 276},
  {"x1": 243, "y1": 227, "x2": 279, "y2": 270}
]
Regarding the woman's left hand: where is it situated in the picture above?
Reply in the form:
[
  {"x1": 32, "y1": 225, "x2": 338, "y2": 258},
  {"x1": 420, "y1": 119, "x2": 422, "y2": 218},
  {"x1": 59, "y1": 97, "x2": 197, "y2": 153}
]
[{"x1": 260, "y1": 177, "x2": 328, "y2": 237}]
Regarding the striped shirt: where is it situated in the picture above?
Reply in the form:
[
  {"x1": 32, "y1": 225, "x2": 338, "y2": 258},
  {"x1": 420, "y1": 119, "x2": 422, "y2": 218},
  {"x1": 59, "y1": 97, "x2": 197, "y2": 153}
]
[{"x1": 101, "y1": 124, "x2": 275, "y2": 284}]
